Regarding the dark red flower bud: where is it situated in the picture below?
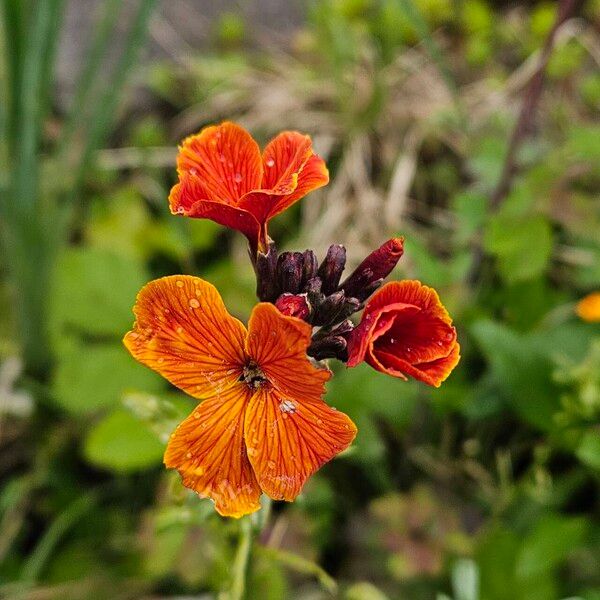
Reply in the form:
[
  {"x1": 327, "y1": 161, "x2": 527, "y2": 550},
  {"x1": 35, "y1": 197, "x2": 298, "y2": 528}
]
[
  {"x1": 340, "y1": 237, "x2": 404, "y2": 301},
  {"x1": 276, "y1": 251, "x2": 304, "y2": 295},
  {"x1": 255, "y1": 242, "x2": 278, "y2": 301},
  {"x1": 275, "y1": 293, "x2": 311, "y2": 320},
  {"x1": 317, "y1": 244, "x2": 347, "y2": 295},
  {"x1": 313, "y1": 290, "x2": 346, "y2": 326},
  {"x1": 308, "y1": 320, "x2": 354, "y2": 361},
  {"x1": 301, "y1": 250, "x2": 318, "y2": 287},
  {"x1": 308, "y1": 335, "x2": 348, "y2": 361}
]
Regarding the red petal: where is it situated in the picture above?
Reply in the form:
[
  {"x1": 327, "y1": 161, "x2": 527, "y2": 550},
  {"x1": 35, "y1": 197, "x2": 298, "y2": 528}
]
[
  {"x1": 244, "y1": 386, "x2": 356, "y2": 501},
  {"x1": 370, "y1": 342, "x2": 461, "y2": 387},
  {"x1": 175, "y1": 121, "x2": 263, "y2": 204},
  {"x1": 164, "y1": 383, "x2": 261, "y2": 517}
]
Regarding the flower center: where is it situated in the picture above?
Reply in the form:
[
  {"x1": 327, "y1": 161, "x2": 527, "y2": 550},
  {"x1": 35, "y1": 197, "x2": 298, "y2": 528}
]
[{"x1": 241, "y1": 361, "x2": 267, "y2": 389}]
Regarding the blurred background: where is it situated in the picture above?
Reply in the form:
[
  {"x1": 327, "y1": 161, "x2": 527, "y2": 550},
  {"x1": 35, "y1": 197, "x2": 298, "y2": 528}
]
[{"x1": 1, "y1": 0, "x2": 599, "y2": 598}]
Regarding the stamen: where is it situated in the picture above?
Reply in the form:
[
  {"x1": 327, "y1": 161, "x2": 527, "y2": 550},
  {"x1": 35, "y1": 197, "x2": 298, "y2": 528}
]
[{"x1": 242, "y1": 361, "x2": 267, "y2": 389}]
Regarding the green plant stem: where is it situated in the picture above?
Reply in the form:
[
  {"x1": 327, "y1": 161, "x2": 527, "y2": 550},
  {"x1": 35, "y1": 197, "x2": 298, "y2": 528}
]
[
  {"x1": 256, "y1": 546, "x2": 338, "y2": 594},
  {"x1": 229, "y1": 516, "x2": 253, "y2": 600},
  {"x1": 20, "y1": 491, "x2": 98, "y2": 584}
]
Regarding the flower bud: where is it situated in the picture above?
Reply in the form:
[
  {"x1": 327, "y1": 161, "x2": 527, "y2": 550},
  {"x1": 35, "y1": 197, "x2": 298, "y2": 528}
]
[
  {"x1": 255, "y1": 242, "x2": 278, "y2": 301},
  {"x1": 340, "y1": 238, "x2": 404, "y2": 301},
  {"x1": 308, "y1": 320, "x2": 354, "y2": 361},
  {"x1": 317, "y1": 244, "x2": 347, "y2": 295},
  {"x1": 312, "y1": 290, "x2": 346, "y2": 326},
  {"x1": 276, "y1": 252, "x2": 304, "y2": 295},
  {"x1": 275, "y1": 293, "x2": 311, "y2": 320},
  {"x1": 301, "y1": 250, "x2": 318, "y2": 288},
  {"x1": 307, "y1": 335, "x2": 348, "y2": 361}
]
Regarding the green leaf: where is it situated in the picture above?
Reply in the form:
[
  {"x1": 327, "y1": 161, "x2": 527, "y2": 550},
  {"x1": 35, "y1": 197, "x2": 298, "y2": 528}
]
[
  {"x1": 470, "y1": 320, "x2": 561, "y2": 430},
  {"x1": 50, "y1": 247, "x2": 148, "y2": 338},
  {"x1": 516, "y1": 515, "x2": 587, "y2": 579},
  {"x1": 346, "y1": 581, "x2": 391, "y2": 600},
  {"x1": 477, "y1": 528, "x2": 519, "y2": 600},
  {"x1": 484, "y1": 214, "x2": 553, "y2": 283},
  {"x1": 52, "y1": 341, "x2": 163, "y2": 414},
  {"x1": 326, "y1": 363, "x2": 418, "y2": 477},
  {"x1": 576, "y1": 430, "x2": 600, "y2": 470},
  {"x1": 84, "y1": 408, "x2": 164, "y2": 472}
]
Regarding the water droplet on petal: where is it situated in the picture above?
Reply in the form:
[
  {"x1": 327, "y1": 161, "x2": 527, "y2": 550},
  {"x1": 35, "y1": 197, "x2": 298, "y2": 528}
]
[
  {"x1": 189, "y1": 298, "x2": 200, "y2": 309},
  {"x1": 234, "y1": 173, "x2": 243, "y2": 183},
  {"x1": 176, "y1": 280, "x2": 184, "y2": 288},
  {"x1": 266, "y1": 159, "x2": 275, "y2": 167}
]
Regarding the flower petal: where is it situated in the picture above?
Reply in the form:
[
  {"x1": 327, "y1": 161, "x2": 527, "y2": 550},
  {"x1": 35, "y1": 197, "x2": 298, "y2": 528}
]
[
  {"x1": 175, "y1": 121, "x2": 263, "y2": 204},
  {"x1": 123, "y1": 276, "x2": 247, "y2": 400},
  {"x1": 244, "y1": 386, "x2": 356, "y2": 501},
  {"x1": 261, "y1": 131, "x2": 314, "y2": 192},
  {"x1": 164, "y1": 383, "x2": 261, "y2": 518},
  {"x1": 169, "y1": 174, "x2": 261, "y2": 243},
  {"x1": 238, "y1": 133, "x2": 329, "y2": 224},
  {"x1": 246, "y1": 302, "x2": 331, "y2": 401},
  {"x1": 347, "y1": 303, "x2": 421, "y2": 367},
  {"x1": 363, "y1": 280, "x2": 452, "y2": 324},
  {"x1": 371, "y1": 342, "x2": 461, "y2": 387},
  {"x1": 372, "y1": 308, "x2": 457, "y2": 365}
]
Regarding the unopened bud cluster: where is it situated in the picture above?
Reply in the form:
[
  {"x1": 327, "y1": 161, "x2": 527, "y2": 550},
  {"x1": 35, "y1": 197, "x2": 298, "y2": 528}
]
[{"x1": 254, "y1": 238, "x2": 404, "y2": 361}]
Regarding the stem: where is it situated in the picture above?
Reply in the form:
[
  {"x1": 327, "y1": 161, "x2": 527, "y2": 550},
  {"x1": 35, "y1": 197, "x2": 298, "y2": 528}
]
[
  {"x1": 466, "y1": 0, "x2": 579, "y2": 285},
  {"x1": 229, "y1": 516, "x2": 253, "y2": 600}
]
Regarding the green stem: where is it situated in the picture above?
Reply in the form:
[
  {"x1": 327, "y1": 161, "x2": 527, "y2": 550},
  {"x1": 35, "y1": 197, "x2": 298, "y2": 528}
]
[{"x1": 229, "y1": 516, "x2": 253, "y2": 600}]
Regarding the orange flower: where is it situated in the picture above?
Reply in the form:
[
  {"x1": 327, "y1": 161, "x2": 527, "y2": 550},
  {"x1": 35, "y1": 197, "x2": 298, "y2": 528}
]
[
  {"x1": 347, "y1": 281, "x2": 460, "y2": 387},
  {"x1": 123, "y1": 276, "x2": 356, "y2": 518},
  {"x1": 169, "y1": 122, "x2": 329, "y2": 253},
  {"x1": 576, "y1": 292, "x2": 600, "y2": 322}
]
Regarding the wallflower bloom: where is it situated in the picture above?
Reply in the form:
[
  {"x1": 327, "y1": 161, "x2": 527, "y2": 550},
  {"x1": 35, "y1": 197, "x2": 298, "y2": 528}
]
[
  {"x1": 576, "y1": 292, "x2": 600, "y2": 322},
  {"x1": 124, "y1": 276, "x2": 356, "y2": 517},
  {"x1": 347, "y1": 281, "x2": 460, "y2": 387},
  {"x1": 169, "y1": 122, "x2": 329, "y2": 253}
]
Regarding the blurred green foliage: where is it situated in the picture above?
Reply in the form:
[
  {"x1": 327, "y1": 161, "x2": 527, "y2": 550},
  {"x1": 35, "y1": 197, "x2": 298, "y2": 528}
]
[{"x1": 1, "y1": 0, "x2": 600, "y2": 599}]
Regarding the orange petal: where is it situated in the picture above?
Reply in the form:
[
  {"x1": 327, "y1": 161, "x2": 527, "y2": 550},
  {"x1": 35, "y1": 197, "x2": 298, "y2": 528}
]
[
  {"x1": 123, "y1": 276, "x2": 247, "y2": 400},
  {"x1": 576, "y1": 292, "x2": 600, "y2": 322},
  {"x1": 238, "y1": 133, "x2": 329, "y2": 224},
  {"x1": 246, "y1": 302, "x2": 331, "y2": 401},
  {"x1": 371, "y1": 342, "x2": 461, "y2": 388},
  {"x1": 261, "y1": 131, "x2": 314, "y2": 192},
  {"x1": 244, "y1": 386, "x2": 356, "y2": 501},
  {"x1": 164, "y1": 384, "x2": 261, "y2": 518},
  {"x1": 175, "y1": 121, "x2": 263, "y2": 204},
  {"x1": 169, "y1": 174, "x2": 261, "y2": 244}
]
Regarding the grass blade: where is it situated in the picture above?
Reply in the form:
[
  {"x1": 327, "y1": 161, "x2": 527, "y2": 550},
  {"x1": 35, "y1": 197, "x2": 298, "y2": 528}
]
[
  {"x1": 67, "y1": 0, "x2": 158, "y2": 207},
  {"x1": 56, "y1": 0, "x2": 122, "y2": 161},
  {"x1": 394, "y1": 0, "x2": 459, "y2": 99}
]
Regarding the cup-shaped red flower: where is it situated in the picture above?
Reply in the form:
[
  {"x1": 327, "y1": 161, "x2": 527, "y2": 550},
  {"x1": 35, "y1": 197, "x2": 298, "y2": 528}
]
[
  {"x1": 123, "y1": 276, "x2": 355, "y2": 518},
  {"x1": 169, "y1": 122, "x2": 329, "y2": 253},
  {"x1": 347, "y1": 280, "x2": 460, "y2": 387}
]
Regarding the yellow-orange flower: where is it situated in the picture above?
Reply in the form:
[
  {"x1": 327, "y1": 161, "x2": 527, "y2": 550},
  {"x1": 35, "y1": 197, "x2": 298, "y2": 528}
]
[
  {"x1": 169, "y1": 122, "x2": 329, "y2": 253},
  {"x1": 576, "y1": 292, "x2": 600, "y2": 322},
  {"x1": 123, "y1": 276, "x2": 356, "y2": 517}
]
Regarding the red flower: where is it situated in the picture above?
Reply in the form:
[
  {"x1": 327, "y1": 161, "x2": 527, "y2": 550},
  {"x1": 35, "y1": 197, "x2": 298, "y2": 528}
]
[
  {"x1": 169, "y1": 122, "x2": 329, "y2": 253},
  {"x1": 347, "y1": 281, "x2": 460, "y2": 387}
]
